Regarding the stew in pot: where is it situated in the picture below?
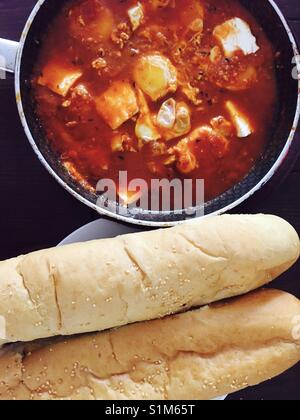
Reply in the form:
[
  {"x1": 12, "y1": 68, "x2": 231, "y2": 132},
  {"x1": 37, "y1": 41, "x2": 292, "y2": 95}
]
[{"x1": 31, "y1": 0, "x2": 277, "y2": 207}]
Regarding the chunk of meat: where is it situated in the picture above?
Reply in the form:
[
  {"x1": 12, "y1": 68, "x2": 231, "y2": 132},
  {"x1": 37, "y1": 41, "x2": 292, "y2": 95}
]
[
  {"x1": 192, "y1": 125, "x2": 230, "y2": 158},
  {"x1": 148, "y1": 141, "x2": 168, "y2": 156},
  {"x1": 71, "y1": 84, "x2": 90, "y2": 99},
  {"x1": 210, "y1": 116, "x2": 234, "y2": 137},
  {"x1": 111, "y1": 133, "x2": 137, "y2": 152},
  {"x1": 128, "y1": 3, "x2": 144, "y2": 31},
  {"x1": 138, "y1": 24, "x2": 172, "y2": 50},
  {"x1": 170, "y1": 124, "x2": 230, "y2": 174},
  {"x1": 135, "y1": 89, "x2": 161, "y2": 142},
  {"x1": 171, "y1": 137, "x2": 198, "y2": 174},
  {"x1": 95, "y1": 81, "x2": 139, "y2": 130},
  {"x1": 111, "y1": 22, "x2": 132, "y2": 49},
  {"x1": 91, "y1": 57, "x2": 107, "y2": 70},
  {"x1": 213, "y1": 18, "x2": 260, "y2": 58},
  {"x1": 225, "y1": 101, "x2": 253, "y2": 138},
  {"x1": 180, "y1": 83, "x2": 202, "y2": 106},
  {"x1": 38, "y1": 62, "x2": 82, "y2": 97},
  {"x1": 133, "y1": 54, "x2": 177, "y2": 101},
  {"x1": 61, "y1": 83, "x2": 95, "y2": 125}
]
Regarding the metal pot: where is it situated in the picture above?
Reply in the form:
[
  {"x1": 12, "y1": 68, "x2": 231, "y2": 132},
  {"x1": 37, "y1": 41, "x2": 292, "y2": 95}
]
[{"x1": 0, "y1": 0, "x2": 299, "y2": 227}]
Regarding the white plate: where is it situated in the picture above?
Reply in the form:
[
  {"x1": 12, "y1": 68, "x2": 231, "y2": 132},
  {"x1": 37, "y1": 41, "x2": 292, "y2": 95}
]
[
  {"x1": 59, "y1": 218, "x2": 140, "y2": 246},
  {"x1": 60, "y1": 218, "x2": 227, "y2": 401}
]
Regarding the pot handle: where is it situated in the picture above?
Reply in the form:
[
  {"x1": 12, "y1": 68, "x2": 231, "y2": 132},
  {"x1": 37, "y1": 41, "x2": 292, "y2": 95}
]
[{"x1": 0, "y1": 38, "x2": 19, "y2": 75}]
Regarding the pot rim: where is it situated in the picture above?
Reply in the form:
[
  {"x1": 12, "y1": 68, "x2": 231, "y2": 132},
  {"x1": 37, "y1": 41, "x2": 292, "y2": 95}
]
[{"x1": 14, "y1": 0, "x2": 300, "y2": 228}]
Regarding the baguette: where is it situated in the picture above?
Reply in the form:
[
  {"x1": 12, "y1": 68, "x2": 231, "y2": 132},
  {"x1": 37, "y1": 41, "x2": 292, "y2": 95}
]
[
  {"x1": 0, "y1": 289, "x2": 299, "y2": 400},
  {"x1": 0, "y1": 214, "x2": 299, "y2": 345}
]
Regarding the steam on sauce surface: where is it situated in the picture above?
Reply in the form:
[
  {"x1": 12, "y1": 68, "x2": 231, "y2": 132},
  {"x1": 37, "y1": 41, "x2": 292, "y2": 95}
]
[{"x1": 32, "y1": 0, "x2": 277, "y2": 206}]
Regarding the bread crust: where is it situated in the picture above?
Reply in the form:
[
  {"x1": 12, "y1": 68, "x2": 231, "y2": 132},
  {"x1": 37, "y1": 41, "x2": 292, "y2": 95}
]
[
  {"x1": 0, "y1": 215, "x2": 299, "y2": 345},
  {"x1": 0, "y1": 289, "x2": 299, "y2": 400}
]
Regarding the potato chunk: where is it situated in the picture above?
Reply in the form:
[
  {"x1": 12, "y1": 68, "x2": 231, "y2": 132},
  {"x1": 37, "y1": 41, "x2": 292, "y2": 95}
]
[
  {"x1": 128, "y1": 3, "x2": 144, "y2": 31},
  {"x1": 95, "y1": 81, "x2": 139, "y2": 130},
  {"x1": 38, "y1": 62, "x2": 82, "y2": 97},
  {"x1": 68, "y1": 1, "x2": 115, "y2": 43},
  {"x1": 133, "y1": 54, "x2": 177, "y2": 101},
  {"x1": 225, "y1": 101, "x2": 253, "y2": 138},
  {"x1": 213, "y1": 18, "x2": 260, "y2": 58}
]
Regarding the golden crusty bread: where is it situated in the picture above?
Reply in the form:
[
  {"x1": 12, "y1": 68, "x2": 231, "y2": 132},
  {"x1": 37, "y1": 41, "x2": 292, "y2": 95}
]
[
  {"x1": 0, "y1": 214, "x2": 299, "y2": 345},
  {"x1": 0, "y1": 289, "x2": 299, "y2": 400}
]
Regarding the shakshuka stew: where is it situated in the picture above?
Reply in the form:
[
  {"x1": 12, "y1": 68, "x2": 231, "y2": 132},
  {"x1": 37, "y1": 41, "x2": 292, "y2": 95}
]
[{"x1": 32, "y1": 0, "x2": 277, "y2": 207}]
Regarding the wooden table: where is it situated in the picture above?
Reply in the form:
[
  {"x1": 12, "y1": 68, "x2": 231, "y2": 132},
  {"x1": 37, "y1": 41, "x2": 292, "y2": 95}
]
[{"x1": 0, "y1": 0, "x2": 299, "y2": 400}]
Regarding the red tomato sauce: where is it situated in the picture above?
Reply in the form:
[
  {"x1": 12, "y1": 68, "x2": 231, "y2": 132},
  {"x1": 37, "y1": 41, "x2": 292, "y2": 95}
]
[{"x1": 31, "y1": 0, "x2": 278, "y2": 206}]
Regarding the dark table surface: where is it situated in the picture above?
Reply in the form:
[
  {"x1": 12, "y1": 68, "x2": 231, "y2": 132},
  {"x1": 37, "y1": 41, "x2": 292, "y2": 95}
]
[{"x1": 0, "y1": 0, "x2": 299, "y2": 401}]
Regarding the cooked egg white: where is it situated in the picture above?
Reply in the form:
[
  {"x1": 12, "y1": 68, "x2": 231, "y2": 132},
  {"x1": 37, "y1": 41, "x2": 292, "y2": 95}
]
[
  {"x1": 133, "y1": 54, "x2": 178, "y2": 101},
  {"x1": 225, "y1": 100, "x2": 253, "y2": 138},
  {"x1": 213, "y1": 17, "x2": 260, "y2": 58},
  {"x1": 128, "y1": 3, "x2": 144, "y2": 31}
]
